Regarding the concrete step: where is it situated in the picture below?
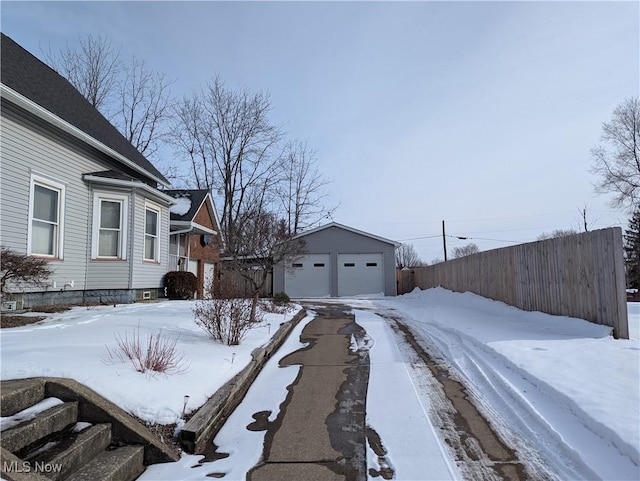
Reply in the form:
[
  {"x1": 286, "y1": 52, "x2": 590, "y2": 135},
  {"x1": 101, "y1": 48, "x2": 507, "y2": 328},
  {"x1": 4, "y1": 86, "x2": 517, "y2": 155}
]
[
  {"x1": 0, "y1": 379, "x2": 46, "y2": 417},
  {"x1": 66, "y1": 445, "x2": 145, "y2": 481},
  {"x1": 1, "y1": 402, "x2": 78, "y2": 454},
  {"x1": 26, "y1": 424, "x2": 112, "y2": 481}
]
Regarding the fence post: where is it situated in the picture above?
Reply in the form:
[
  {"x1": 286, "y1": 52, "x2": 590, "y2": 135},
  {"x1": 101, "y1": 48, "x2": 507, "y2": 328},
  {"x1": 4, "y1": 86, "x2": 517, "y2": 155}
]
[{"x1": 612, "y1": 227, "x2": 629, "y2": 339}]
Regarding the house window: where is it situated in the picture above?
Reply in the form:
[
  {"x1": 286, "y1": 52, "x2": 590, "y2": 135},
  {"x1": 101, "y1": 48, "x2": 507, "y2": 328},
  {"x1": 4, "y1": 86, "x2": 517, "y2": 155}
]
[
  {"x1": 29, "y1": 175, "x2": 65, "y2": 258},
  {"x1": 92, "y1": 193, "x2": 128, "y2": 259},
  {"x1": 144, "y1": 205, "x2": 160, "y2": 262}
]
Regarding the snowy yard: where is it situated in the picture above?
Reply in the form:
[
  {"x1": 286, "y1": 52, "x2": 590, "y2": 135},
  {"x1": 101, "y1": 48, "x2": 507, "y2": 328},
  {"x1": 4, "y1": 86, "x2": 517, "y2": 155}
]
[
  {"x1": 0, "y1": 300, "x2": 301, "y2": 425},
  {"x1": 1, "y1": 291, "x2": 638, "y2": 480}
]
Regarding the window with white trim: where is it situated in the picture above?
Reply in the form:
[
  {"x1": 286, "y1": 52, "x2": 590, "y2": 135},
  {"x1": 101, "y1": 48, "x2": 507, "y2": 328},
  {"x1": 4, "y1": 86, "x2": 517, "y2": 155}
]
[
  {"x1": 29, "y1": 175, "x2": 65, "y2": 258},
  {"x1": 92, "y1": 193, "x2": 128, "y2": 259},
  {"x1": 144, "y1": 205, "x2": 160, "y2": 262}
]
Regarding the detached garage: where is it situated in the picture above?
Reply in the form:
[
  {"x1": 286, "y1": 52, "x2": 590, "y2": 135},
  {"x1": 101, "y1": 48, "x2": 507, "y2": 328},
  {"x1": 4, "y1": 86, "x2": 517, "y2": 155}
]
[{"x1": 273, "y1": 222, "x2": 399, "y2": 298}]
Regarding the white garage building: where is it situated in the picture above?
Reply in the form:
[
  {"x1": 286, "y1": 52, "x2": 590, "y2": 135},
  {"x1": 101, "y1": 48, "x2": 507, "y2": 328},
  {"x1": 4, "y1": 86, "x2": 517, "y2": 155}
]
[{"x1": 273, "y1": 223, "x2": 400, "y2": 298}]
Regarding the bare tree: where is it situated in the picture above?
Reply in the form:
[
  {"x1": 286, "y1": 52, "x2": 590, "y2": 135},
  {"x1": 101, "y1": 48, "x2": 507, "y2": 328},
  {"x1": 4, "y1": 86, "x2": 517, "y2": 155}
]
[
  {"x1": 44, "y1": 34, "x2": 122, "y2": 112},
  {"x1": 229, "y1": 207, "x2": 305, "y2": 321},
  {"x1": 396, "y1": 243, "x2": 424, "y2": 268},
  {"x1": 276, "y1": 140, "x2": 336, "y2": 235},
  {"x1": 171, "y1": 76, "x2": 283, "y2": 253},
  {"x1": 591, "y1": 97, "x2": 640, "y2": 212},
  {"x1": 537, "y1": 229, "x2": 578, "y2": 241},
  {"x1": 114, "y1": 57, "x2": 173, "y2": 158},
  {"x1": 43, "y1": 35, "x2": 173, "y2": 164},
  {"x1": 451, "y1": 243, "x2": 479, "y2": 258}
]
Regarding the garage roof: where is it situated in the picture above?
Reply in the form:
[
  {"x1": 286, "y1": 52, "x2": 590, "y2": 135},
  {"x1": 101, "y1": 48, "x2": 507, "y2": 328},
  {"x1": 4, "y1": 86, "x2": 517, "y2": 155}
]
[{"x1": 294, "y1": 222, "x2": 401, "y2": 247}]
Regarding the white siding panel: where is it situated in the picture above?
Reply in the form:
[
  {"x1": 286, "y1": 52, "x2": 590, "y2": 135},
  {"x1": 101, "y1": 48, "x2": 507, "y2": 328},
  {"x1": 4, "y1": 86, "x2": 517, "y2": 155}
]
[
  {"x1": 1, "y1": 106, "x2": 108, "y2": 291},
  {"x1": 131, "y1": 193, "x2": 170, "y2": 288}
]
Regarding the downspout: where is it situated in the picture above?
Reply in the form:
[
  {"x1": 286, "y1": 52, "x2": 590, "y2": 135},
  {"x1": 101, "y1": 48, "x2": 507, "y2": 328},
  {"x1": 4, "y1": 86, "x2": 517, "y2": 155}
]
[{"x1": 128, "y1": 191, "x2": 135, "y2": 291}]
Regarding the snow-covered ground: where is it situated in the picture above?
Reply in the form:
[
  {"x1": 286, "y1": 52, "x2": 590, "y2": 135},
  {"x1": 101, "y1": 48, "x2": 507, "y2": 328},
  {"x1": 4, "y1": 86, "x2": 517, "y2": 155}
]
[
  {"x1": 367, "y1": 288, "x2": 640, "y2": 481},
  {"x1": 2, "y1": 291, "x2": 638, "y2": 480},
  {"x1": 0, "y1": 300, "x2": 301, "y2": 425}
]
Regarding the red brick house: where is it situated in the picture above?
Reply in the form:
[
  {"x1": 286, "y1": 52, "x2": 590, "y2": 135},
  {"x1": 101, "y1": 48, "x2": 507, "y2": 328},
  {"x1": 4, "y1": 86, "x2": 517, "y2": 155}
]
[{"x1": 166, "y1": 190, "x2": 222, "y2": 298}]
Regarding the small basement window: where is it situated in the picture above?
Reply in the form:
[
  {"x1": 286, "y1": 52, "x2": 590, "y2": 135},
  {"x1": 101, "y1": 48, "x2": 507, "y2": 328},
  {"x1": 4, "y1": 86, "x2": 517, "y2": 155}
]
[
  {"x1": 366, "y1": 262, "x2": 378, "y2": 267},
  {"x1": 344, "y1": 262, "x2": 355, "y2": 267},
  {"x1": 314, "y1": 263, "x2": 325, "y2": 267},
  {"x1": 292, "y1": 263, "x2": 303, "y2": 268}
]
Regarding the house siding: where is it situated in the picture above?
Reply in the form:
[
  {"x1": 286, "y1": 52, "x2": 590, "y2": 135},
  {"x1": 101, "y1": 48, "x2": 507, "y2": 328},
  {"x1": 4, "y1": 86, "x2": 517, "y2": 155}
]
[
  {"x1": 1, "y1": 100, "x2": 170, "y2": 302},
  {"x1": 273, "y1": 225, "x2": 397, "y2": 297},
  {"x1": 1, "y1": 102, "x2": 102, "y2": 292},
  {"x1": 130, "y1": 193, "x2": 170, "y2": 289},
  {"x1": 85, "y1": 188, "x2": 133, "y2": 290}
]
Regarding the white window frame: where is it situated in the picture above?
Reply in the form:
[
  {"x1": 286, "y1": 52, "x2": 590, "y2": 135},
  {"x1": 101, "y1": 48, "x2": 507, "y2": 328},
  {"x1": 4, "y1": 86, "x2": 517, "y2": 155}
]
[
  {"x1": 144, "y1": 202, "x2": 161, "y2": 263},
  {"x1": 91, "y1": 193, "x2": 128, "y2": 260},
  {"x1": 27, "y1": 174, "x2": 65, "y2": 259}
]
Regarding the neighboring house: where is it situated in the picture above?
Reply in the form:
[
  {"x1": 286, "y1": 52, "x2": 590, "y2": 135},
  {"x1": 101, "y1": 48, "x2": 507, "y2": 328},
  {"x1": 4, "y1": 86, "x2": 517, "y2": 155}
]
[
  {"x1": 165, "y1": 189, "x2": 222, "y2": 298},
  {"x1": 273, "y1": 222, "x2": 400, "y2": 298},
  {"x1": 0, "y1": 34, "x2": 175, "y2": 307}
]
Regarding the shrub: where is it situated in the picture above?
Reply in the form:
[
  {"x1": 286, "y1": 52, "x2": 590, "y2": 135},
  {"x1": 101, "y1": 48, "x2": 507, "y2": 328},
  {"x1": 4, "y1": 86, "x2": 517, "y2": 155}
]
[
  {"x1": 164, "y1": 271, "x2": 197, "y2": 300},
  {"x1": 193, "y1": 297, "x2": 263, "y2": 346},
  {"x1": 272, "y1": 292, "x2": 291, "y2": 306},
  {"x1": 1, "y1": 246, "x2": 52, "y2": 297},
  {"x1": 103, "y1": 326, "x2": 189, "y2": 375}
]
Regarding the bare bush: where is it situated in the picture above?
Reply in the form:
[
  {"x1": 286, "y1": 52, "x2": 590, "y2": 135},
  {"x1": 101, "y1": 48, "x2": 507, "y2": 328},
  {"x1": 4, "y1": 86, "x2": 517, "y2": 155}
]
[
  {"x1": 193, "y1": 296, "x2": 262, "y2": 346},
  {"x1": 104, "y1": 326, "x2": 189, "y2": 375}
]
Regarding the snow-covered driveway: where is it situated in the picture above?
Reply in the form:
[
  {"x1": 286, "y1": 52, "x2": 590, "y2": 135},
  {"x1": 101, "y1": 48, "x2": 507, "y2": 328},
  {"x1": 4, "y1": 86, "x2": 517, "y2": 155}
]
[{"x1": 361, "y1": 288, "x2": 640, "y2": 481}]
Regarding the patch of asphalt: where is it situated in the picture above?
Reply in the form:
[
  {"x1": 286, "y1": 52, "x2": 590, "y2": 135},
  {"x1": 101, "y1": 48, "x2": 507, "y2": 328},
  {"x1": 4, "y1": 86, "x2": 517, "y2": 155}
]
[{"x1": 247, "y1": 303, "x2": 369, "y2": 481}]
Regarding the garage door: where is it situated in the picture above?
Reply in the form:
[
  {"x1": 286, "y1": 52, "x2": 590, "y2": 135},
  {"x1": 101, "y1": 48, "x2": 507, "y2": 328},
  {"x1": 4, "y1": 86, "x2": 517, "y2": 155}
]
[
  {"x1": 284, "y1": 254, "x2": 330, "y2": 298},
  {"x1": 338, "y1": 253, "x2": 384, "y2": 297}
]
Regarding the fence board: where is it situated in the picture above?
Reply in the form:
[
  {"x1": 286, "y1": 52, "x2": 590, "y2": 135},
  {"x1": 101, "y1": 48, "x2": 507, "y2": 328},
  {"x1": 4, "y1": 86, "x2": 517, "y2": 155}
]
[{"x1": 397, "y1": 227, "x2": 629, "y2": 339}]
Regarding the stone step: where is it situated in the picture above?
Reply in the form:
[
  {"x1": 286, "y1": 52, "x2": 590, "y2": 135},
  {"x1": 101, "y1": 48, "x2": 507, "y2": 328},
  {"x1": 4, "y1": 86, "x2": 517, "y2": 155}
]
[
  {"x1": 26, "y1": 424, "x2": 112, "y2": 481},
  {"x1": 1, "y1": 402, "x2": 78, "y2": 454},
  {"x1": 66, "y1": 445, "x2": 145, "y2": 481},
  {"x1": 0, "y1": 379, "x2": 46, "y2": 417}
]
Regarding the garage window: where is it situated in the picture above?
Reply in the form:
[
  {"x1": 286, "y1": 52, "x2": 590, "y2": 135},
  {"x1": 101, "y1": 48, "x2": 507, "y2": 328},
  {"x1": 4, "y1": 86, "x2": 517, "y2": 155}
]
[
  {"x1": 314, "y1": 263, "x2": 325, "y2": 267},
  {"x1": 344, "y1": 262, "x2": 355, "y2": 267},
  {"x1": 366, "y1": 262, "x2": 378, "y2": 267},
  {"x1": 292, "y1": 263, "x2": 303, "y2": 268}
]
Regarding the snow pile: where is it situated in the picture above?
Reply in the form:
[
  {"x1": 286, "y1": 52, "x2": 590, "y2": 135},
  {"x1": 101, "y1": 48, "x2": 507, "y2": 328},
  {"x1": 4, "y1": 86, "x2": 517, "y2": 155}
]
[
  {"x1": 0, "y1": 301, "x2": 301, "y2": 425},
  {"x1": 170, "y1": 196, "x2": 192, "y2": 216},
  {"x1": 376, "y1": 288, "x2": 640, "y2": 480}
]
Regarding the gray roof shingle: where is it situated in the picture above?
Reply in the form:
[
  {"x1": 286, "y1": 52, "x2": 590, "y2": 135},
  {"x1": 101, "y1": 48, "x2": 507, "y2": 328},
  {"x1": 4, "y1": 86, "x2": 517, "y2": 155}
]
[{"x1": 0, "y1": 33, "x2": 168, "y2": 185}]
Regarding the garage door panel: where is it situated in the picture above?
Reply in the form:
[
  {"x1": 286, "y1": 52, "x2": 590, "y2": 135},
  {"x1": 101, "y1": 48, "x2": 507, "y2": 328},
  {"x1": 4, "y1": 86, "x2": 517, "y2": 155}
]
[
  {"x1": 284, "y1": 254, "x2": 330, "y2": 298},
  {"x1": 338, "y1": 253, "x2": 384, "y2": 297}
]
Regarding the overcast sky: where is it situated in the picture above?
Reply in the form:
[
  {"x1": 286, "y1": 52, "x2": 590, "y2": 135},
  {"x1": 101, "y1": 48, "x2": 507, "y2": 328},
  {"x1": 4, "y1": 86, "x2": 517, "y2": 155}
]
[{"x1": 2, "y1": 1, "x2": 638, "y2": 262}]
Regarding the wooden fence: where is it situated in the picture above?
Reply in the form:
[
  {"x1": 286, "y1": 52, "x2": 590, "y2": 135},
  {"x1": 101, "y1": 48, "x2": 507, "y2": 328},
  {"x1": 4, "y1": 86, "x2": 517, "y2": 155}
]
[{"x1": 397, "y1": 227, "x2": 629, "y2": 339}]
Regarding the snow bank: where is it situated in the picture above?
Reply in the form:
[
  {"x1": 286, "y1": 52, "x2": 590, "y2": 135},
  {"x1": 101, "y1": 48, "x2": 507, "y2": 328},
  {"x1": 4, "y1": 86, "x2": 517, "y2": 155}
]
[{"x1": 377, "y1": 288, "x2": 640, "y2": 479}]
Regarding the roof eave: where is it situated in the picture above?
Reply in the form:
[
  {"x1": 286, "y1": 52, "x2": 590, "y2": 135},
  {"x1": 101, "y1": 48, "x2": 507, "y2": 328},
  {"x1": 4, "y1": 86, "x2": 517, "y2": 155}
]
[
  {"x1": 1, "y1": 84, "x2": 171, "y2": 188},
  {"x1": 293, "y1": 222, "x2": 401, "y2": 247},
  {"x1": 83, "y1": 174, "x2": 175, "y2": 204}
]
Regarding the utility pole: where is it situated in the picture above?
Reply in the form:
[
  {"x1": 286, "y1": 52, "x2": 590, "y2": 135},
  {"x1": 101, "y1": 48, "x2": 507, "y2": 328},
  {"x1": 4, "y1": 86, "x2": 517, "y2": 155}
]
[{"x1": 442, "y1": 220, "x2": 447, "y2": 261}]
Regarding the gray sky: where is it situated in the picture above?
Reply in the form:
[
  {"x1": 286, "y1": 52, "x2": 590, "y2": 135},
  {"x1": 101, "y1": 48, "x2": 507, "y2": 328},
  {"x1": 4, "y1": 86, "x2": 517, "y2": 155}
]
[{"x1": 2, "y1": 1, "x2": 638, "y2": 262}]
